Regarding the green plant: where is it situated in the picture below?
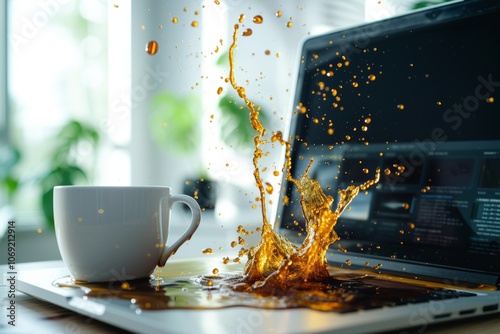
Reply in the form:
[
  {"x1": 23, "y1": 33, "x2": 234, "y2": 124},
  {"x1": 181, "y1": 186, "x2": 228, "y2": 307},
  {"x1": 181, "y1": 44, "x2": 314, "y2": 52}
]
[
  {"x1": 412, "y1": 0, "x2": 454, "y2": 10},
  {"x1": 150, "y1": 90, "x2": 268, "y2": 155},
  {"x1": 0, "y1": 146, "x2": 21, "y2": 202},
  {"x1": 1, "y1": 120, "x2": 100, "y2": 229},
  {"x1": 150, "y1": 91, "x2": 201, "y2": 155},
  {"x1": 218, "y1": 93, "x2": 268, "y2": 150},
  {"x1": 216, "y1": 51, "x2": 268, "y2": 150},
  {"x1": 39, "y1": 120, "x2": 100, "y2": 228}
]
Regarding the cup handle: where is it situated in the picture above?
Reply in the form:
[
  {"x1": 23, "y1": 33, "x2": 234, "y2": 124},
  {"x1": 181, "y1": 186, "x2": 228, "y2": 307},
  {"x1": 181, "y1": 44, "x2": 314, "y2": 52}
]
[{"x1": 158, "y1": 194, "x2": 201, "y2": 266}]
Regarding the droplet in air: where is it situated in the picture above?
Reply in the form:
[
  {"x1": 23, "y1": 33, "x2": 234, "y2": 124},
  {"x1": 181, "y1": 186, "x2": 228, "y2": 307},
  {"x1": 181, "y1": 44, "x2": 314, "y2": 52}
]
[
  {"x1": 253, "y1": 15, "x2": 263, "y2": 24},
  {"x1": 242, "y1": 28, "x2": 252, "y2": 36},
  {"x1": 265, "y1": 182, "x2": 273, "y2": 195},
  {"x1": 146, "y1": 41, "x2": 158, "y2": 55},
  {"x1": 202, "y1": 248, "x2": 214, "y2": 254}
]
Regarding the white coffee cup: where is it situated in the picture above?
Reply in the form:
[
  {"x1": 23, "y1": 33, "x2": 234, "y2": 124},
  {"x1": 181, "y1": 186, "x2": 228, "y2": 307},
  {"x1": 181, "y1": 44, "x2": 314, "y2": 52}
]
[{"x1": 53, "y1": 186, "x2": 201, "y2": 282}]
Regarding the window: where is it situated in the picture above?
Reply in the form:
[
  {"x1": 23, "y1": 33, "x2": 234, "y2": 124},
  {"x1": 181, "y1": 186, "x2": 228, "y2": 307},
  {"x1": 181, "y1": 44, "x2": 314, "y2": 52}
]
[{"x1": 3, "y1": 0, "x2": 110, "y2": 228}]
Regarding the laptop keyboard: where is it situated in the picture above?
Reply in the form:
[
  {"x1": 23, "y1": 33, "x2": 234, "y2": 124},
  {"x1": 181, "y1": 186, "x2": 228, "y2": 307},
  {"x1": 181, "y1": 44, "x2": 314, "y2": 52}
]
[{"x1": 333, "y1": 277, "x2": 478, "y2": 313}]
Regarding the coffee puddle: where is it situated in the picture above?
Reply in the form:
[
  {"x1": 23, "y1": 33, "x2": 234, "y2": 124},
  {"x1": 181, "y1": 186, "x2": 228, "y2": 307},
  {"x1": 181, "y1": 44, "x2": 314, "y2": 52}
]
[{"x1": 52, "y1": 259, "x2": 487, "y2": 313}]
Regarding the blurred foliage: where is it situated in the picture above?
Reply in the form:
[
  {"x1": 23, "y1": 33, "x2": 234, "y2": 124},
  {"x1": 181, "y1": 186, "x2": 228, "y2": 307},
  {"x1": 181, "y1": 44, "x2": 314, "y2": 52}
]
[
  {"x1": 0, "y1": 146, "x2": 21, "y2": 201},
  {"x1": 218, "y1": 94, "x2": 268, "y2": 150},
  {"x1": 412, "y1": 0, "x2": 454, "y2": 10},
  {"x1": 1, "y1": 120, "x2": 100, "y2": 229},
  {"x1": 39, "y1": 120, "x2": 100, "y2": 228},
  {"x1": 216, "y1": 50, "x2": 269, "y2": 150},
  {"x1": 150, "y1": 91, "x2": 201, "y2": 155}
]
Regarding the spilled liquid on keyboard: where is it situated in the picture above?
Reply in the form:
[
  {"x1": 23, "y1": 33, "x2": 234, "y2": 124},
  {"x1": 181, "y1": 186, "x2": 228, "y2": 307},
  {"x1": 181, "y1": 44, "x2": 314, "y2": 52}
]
[{"x1": 53, "y1": 15, "x2": 482, "y2": 312}]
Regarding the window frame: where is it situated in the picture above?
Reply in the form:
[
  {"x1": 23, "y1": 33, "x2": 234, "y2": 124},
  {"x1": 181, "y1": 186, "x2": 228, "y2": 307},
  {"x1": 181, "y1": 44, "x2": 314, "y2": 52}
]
[{"x1": 0, "y1": 1, "x2": 8, "y2": 146}]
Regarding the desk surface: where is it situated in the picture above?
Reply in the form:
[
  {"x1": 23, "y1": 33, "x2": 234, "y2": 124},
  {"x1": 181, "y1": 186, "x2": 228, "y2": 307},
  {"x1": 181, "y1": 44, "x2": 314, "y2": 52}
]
[{"x1": 3, "y1": 260, "x2": 500, "y2": 334}]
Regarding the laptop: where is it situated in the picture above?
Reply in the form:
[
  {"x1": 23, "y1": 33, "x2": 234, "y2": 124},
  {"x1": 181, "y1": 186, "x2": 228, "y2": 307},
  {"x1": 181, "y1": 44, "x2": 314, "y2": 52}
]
[{"x1": 15, "y1": 0, "x2": 500, "y2": 333}]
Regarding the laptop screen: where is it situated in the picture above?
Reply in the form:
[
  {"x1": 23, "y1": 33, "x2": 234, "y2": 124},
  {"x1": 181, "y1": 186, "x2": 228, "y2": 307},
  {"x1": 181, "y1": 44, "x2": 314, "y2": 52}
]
[{"x1": 278, "y1": 0, "x2": 500, "y2": 279}]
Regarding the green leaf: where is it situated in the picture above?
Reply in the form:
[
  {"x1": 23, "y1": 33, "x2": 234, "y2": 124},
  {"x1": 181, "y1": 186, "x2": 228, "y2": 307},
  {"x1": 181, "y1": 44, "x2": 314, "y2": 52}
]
[
  {"x1": 51, "y1": 120, "x2": 100, "y2": 163},
  {"x1": 1, "y1": 177, "x2": 19, "y2": 199},
  {"x1": 412, "y1": 0, "x2": 453, "y2": 10},
  {"x1": 150, "y1": 91, "x2": 201, "y2": 154},
  {"x1": 39, "y1": 164, "x2": 88, "y2": 229},
  {"x1": 216, "y1": 51, "x2": 229, "y2": 67},
  {"x1": 218, "y1": 94, "x2": 267, "y2": 149}
]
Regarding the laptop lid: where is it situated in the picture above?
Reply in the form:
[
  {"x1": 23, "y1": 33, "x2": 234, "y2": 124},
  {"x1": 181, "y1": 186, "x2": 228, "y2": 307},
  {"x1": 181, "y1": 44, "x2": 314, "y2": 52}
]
[{"x1": 276, "y1": 0, "x2": 500, "y2": 287}]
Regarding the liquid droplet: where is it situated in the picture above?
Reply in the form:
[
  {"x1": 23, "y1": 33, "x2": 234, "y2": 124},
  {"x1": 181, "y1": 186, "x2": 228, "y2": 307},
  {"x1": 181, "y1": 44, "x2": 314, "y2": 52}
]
[
  {"x1": 146, "y1": 41, "x2": 159, "y2": 55},
  {"x1": 265, "y1": 182, "x2": 273, "y2": 195},
  {"x1": 242, "y1": 28, "x2": 252, "y2": 36},
  {"x1": 202, "y1": 248, "x2": 214, "y2": 254},
  {"x1": 253, "y1": 15, "x2": 263, "y2": 24},
  {"x1": 121, "y1": 282, "x2": 132, "y2": 290}
]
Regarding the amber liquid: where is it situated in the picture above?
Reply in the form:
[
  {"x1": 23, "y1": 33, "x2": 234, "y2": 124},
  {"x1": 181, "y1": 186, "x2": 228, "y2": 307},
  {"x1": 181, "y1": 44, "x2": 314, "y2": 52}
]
[{"x1": 54, "y1": 16, "x2": 492, "y2": 313}]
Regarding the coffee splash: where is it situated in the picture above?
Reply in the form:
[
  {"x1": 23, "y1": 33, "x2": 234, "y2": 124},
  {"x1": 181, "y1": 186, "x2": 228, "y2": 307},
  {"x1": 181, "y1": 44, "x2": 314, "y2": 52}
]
[{"x1": 225, "y1": 22, "x2": 380, "y2": 294}]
